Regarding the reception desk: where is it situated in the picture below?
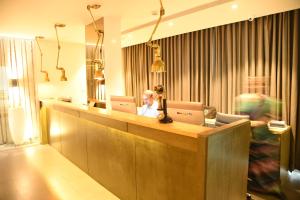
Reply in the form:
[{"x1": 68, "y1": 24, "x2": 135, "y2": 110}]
[{"x1": 40, "y1": 100, "x2": 251, "y2": 200}]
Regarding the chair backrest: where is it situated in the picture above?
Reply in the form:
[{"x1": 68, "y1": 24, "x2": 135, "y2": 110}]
[
  {"x1": 167, "y1": 101, "x2": 204, "y2": 125},
  {"x1": 215, "y1": 112, "x2": 250, "y2": 126},
  {"x1": 110, "y1": 96, "x2": 137, "y2": 114}
]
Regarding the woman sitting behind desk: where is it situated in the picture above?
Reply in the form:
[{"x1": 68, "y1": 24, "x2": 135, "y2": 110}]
[{"x1": 138, "y1": 90, "x2": 159, "y2": 118}]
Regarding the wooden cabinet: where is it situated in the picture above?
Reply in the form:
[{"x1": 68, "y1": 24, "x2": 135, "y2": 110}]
[
  {"x1": 48, "y1": 106, "x2": 88, "y2": 172},
  {"x1": 42, "y1": 100, "x2": 251, "y2": 200},
  {"x1": 86, "y1": 120, "x2": 136, "y2": 200},
  {"x1": 48, "y1": 108, "x2": 62, "y2": 153},
  {"x1": 60, "y1": 111, "x2": 88, "y2": 172}
]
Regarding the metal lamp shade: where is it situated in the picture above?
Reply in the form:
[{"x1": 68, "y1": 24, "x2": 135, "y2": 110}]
[
  {"x1": 151, "y1": 56, "x2": 165, "y2": 72},
  {"x1": 60, "y1": 69, "x2": 67, "y2": 81},
  {"x1": 9, "y1": 79, "x2": 19, "y2": 87},
  {"x1": 43, "y1": 73, "x2": 50, "y2": 82},
  {"x1": 60, "y1": 75, "x2": 67, "y2": 81},
  {"x1": 94, "y1": 69, "x2": 104, "y2": 80}
]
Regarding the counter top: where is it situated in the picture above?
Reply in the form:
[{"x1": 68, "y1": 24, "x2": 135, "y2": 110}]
[
  {"x1": 41, "y1": 99, "x2": 213, "y2": 138},
  {"x1": 41, "y1": 99, "x2": 250, "y2": 152}
]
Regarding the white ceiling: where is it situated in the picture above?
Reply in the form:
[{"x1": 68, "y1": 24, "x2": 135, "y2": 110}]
[{"x1": 0, "y1": 0, "x2": 300, "y2": 47}]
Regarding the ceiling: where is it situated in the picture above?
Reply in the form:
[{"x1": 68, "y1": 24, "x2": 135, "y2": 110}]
[{"x1": 0, "y1": 0, "x2": 300, "y2": 47}]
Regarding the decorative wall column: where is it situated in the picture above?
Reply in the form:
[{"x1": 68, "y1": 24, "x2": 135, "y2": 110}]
[{"x1": 103, "y1": 16, "x2": 125, "y2": 109}]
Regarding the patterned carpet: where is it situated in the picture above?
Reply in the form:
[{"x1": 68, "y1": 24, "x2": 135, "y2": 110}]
[{"x1": 250, "y1": 170, "x2": 300, "y2": 200}]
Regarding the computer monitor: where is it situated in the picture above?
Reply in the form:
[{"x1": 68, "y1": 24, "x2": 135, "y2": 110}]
[
  {"x1": 110, "y1": 96, "x2": 137, "y2": 114},
  {"x1": 167, "y1": 101, "x2": 204, "y2": 125}
]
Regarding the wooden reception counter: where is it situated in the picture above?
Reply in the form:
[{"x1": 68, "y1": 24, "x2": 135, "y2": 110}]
[{"x1": 40, "y1": 100, "x2": 251, "y2": 200}]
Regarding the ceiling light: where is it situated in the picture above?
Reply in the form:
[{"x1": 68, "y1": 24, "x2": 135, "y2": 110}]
[
  {"x1": 94, "y1": 68, "x2": 105, "y2": 81},
  {"x1": 87, "y1": 4, "x2": 105, "y2": 81},
  {"x1": 111, "y1": 39, "x2": 117, "y2": 44},
  {"x1": 147, "y1": 0, "x2": 172, "y2": 124},
  {"x1": 147, "y1": 0, "x2": 166, "y2": 73},
  {"x1": 168, "y1": 21, "x2": 174, "y2": 27},
  {"x1": 231, "y1": 3, "x2": 238, "y2": 10}
]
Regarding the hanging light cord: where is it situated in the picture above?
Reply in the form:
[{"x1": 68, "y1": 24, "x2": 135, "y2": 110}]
[
  {"x1": 35, "y1": 37, "x2": 49, "y2": 78},
  {"x1": 87, "y1": 6, "x2": 100, "y2": 34},
  {"x1": 87, "y1": 6, "x2": 104, "y2": 69},
  {"x1": 93, "y1": 30, "x2": 104, "y2": 68},
  {"x1": 55, "y1": 25, "x2": 65, "y2": 72},
  {"x1": 35, "y1": 38, "x2": 43, "y2": 72},
  {"x1": 147, "y1": 0, "x2": 165, "y2": 48}
]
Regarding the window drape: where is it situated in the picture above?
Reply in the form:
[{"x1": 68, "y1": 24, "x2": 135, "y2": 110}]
[
  {"x1": 0, "y1": 38, "x2": 39, "y2": 144},
  {"x1": 123, "y1": 9, "x2": 300, "y2": 169}
]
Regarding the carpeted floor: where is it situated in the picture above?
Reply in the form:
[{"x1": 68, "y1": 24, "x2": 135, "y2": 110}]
[{"x1": 250, "y1": 170, "x2": 300, "y2": 200}]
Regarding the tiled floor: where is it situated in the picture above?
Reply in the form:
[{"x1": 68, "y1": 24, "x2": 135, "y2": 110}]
[
  {"x1": 0, "y1": 144, "x2": 299, "y2": 200},
  {"x1": 0, "y1": 142, "x2": 39, "y2": 152},
  {"x1": 0, "y1": 144, "x2": 119, "y2": 200}
]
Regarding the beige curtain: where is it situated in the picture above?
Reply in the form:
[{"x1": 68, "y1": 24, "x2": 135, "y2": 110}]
[
  {"x1": 0, "y1": 38, "x2": 39, "y2": 144},
  {"x1": 123, "y1": 9, "x2": 300, "y2": 169}
]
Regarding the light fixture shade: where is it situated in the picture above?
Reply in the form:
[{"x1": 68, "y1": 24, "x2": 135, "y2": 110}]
[
  {"x1": 9, "y1": 79, "x2": 19, "y2": 87},
  {"x1": 60, "y1": 75, "x2": 67, "y2": 81},
  {"x1": 94, "y1": 69, "x2": 104, "y2": 80},
  {"x1": 60, "y1": 69, "x2": 67, "y2": 81},
  {"x1": 44, "y1": 72, "x2": 50, "y2": 82},
  {"x1": 93, "y1": 59, "x2": 105, "y2": 80},
  {"x1": 151, "y1": 57, "x2": 165, "y2": 72},
  {"x1": 151, "y1": 44, "x2": 166, "y2": 72}
]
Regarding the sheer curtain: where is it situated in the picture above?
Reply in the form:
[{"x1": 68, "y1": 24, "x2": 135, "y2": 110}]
[
  {"x1": 123, "y1": 9, "x2": 300, "y2": 169},
  {"x1": 0, "y1": 38, "x2": 39, "y2": 144}
]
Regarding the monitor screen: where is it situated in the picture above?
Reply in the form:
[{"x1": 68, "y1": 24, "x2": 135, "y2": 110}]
[
  {"x1": 167, "y1": 101, "x2": 204, "y2": 125},
  {"x1": 110, "y1": 96, "x2": 137, "y2": 114}
]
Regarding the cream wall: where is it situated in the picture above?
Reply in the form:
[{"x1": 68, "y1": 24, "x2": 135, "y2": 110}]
[
  {"x1": 103, "y1": 16, "x2": 125, "y2": 109},
  {"x1": 35, "y1": 40, "x2": 87, "y2": 105}
]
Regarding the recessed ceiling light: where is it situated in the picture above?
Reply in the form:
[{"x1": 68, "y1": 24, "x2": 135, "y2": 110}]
[
  {"x1": 151, "y1": 10, "x2": 158, "y2": 16},
  {"x1": 231, "y1": 3, "x2": 238, "y2": 10},
  {"x1": 111, "y1": 39, "x2": 117, "y2": 44},
  {"x1": 122, "y1": 34, "x2": 132, "y2": 39},
  {"x1": 168, "y1": 21, "x2": 174, "y2": 27}
]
